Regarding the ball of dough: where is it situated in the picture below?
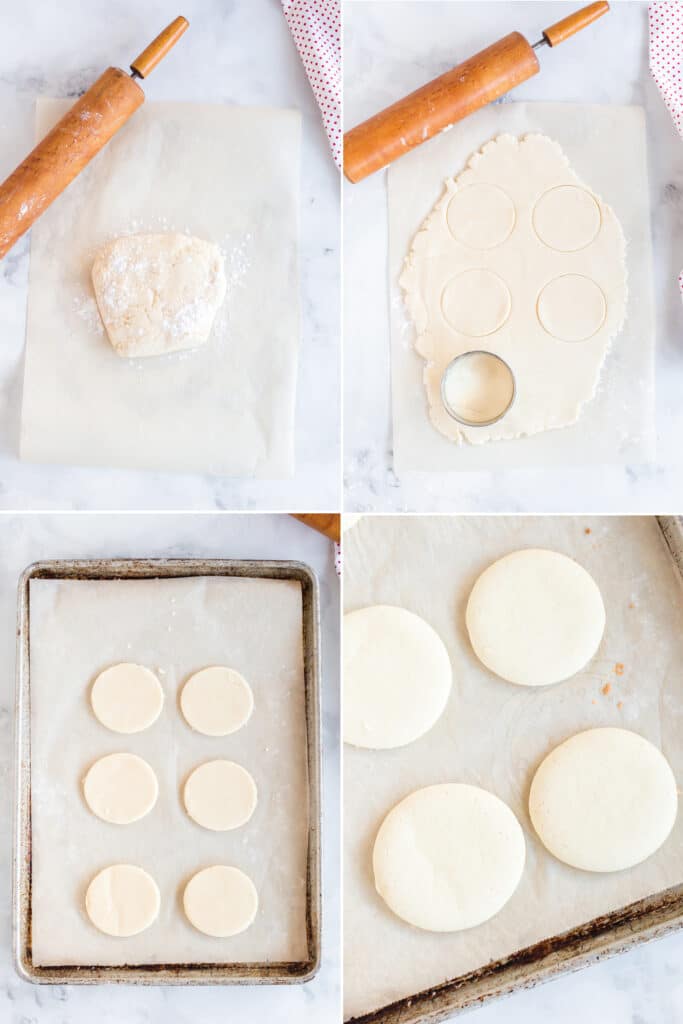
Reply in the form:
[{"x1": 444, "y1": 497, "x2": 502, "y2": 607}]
[
  {"x1": 180, "y1": 666, "x2": 253, "y2": 736},
  {"x1": 373, "y1": 784, "x2": 525, "y2": 932},
  {"x1": 91, "y1": 663, "x2": 164, "y2": 734},
  {"x1": 466, "y1": 548, "x2": 605, "y2": 686},
  {"x1": 183, "y1": 865, "x2": 258, "y2": 937},
  {"x1": 85, "y1": 864, "x2": 160, "y2": 937},
  {"x1": 343, "y1": 605, "x2": 452, "y2": 749},
  {"x1": 529, "y1": 728, "x2": 678, "y2": 872},
  {"x1": 83, "y1": 753, "x2": 158, "y2": 825},
  {"x1": 183, "y1": 760, "x2": 257, "y2": 831}
]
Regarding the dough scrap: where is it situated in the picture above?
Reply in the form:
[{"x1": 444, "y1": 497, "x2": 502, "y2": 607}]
[
  {"x1": 529, "y1": 728, "x2": 678, "y2": 872},
  {"x1": 90, "y1": 663, "x2": 164, "y2": 734},
  {"x1": 183, "y1": 865, "x2": 258, "y2": 937},
  {"x1": 183, "y1": 759, "x2": 257, "y2": 831},
  {"x1": 92, "y1": 233, "x2": 227, "y2": 358},
  {"x1": 83, "y1": 753, "x2": 158, "y2": 825},
  {"x1": 373, "y1": 784, "x2": 525, "y2": 932},
  {"x1": 85, "y1": 864, "x2": 160, "y2": 937},
  {"x1": 343, "y1": 605, "x2": 452, "y2": 749},
  {"x1": 466, "y1": 548, "x2": 605, "y2": 686},
  {"x1": 180, "y1": 666, "x2": 253, "y2": 736},
  {"x1": 400, "y1": 134, "x2": 627, "y2": 445}
]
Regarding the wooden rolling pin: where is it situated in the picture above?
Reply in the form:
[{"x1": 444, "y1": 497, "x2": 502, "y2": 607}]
[
  {"x1": 291, "y1": 514, "x2": 341, "y2": 543},
  {"x1": 344, "y1": 2, "x2": 609, "y2": 183},
  {"x1": 0, "y1": 16, "x2": 188, "y2": 260}
]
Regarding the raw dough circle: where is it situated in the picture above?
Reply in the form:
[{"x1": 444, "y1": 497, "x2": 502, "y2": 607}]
[
  {"x1": 532, "y1": 185, "x2": 601, "y2": 252},
  {"x1": 537, "y1": 274, "x2": 606, "y2": 342},
  {"x1": 91, "y1": 663, "x2": 164, "y2": 734},
  {"x1": 447, "y1": 183, "x2": 516, "y2": 250},
  {"x1": 183, "y1": 865, "x2": 258, "y2": 937},
  {"x1": 183, "y1": 760, "x2": 257, "y2": 831},
  {"x1": 441, "y1": 269, "x2": 511, "y2": 337},
  {"x1": 85, "y1": 864, "x2": 160, "y2": 937},
  {"x1": 343, "y1": 605, "x2": 452, "y2": 749},
  {"x1": 180, "y1": 666, "x2": 253, "y2": 737},
  {"x1": 466, "y1": 548, "x2": 605, "y2": 687},
  {"x1": 373, "y1": 784, "x2": 525, "y2": 932},
  {"x1": 529, "y1": 728, "x2": 678, "y2": 872},
  {"x1": 83, "y1": 753, "x2": 158, "y2": 825}
]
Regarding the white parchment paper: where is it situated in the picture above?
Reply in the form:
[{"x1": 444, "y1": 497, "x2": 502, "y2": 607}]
[
  {"x1": 21, "y1": 100, "x2": 301, "y2": 478},
  {"x1": 344, "y1": 516, "x2": 683, "y2": 1019},
  {"x1": 29, "y1": 575, "x2": 308, "y2": 967},
  {"x1": 388, "y1": 103, "x2": 655, "y2": 474}
]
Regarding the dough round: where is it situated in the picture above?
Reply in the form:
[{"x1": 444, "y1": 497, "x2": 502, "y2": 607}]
[
  {"x1": 442, "y1": 351, "x2": 515, "y2": 425},
  {"x1": 183, "y1": 865, "x2": 258, "y2": 937},
  {"x1": 529, "y1": 728, "x2": 678, "y2": 872},
  {"x1": 533, "y1": 185, "x2": 601, "y2": 252},
  {"x1": 373, "y1": 784, "x2": 525, "y2": 932},
  {"x1": 91, "y1": 663, "x2": 164, "y2": 734},
  {"x1": 83, "y1": 753, "x2": 158, "y2": 825},
  {"x1": 85, "y1": 864, "x2": 160, "y2": 937},
  {"x1": 183, "y1": 760, "x2": 257, "y2": 831},
  {"x1": 343, "y1": 605, "x2": 452, "y2": 749},
  {"x1": 447, "y1": 183, "x2": 516, "y2": 250},
  {"x1": 180, "y1": 666, "x2": 253, "y2": 737},
  {"x1": 466, "y1": 548, "x2": 605, "y2": 687},
  {"x1": 537, "y1": 274, "x2": 606, "y2": 342},
  {"x1": 441, "y1": 269, "x2": 511, "y2": 337}
]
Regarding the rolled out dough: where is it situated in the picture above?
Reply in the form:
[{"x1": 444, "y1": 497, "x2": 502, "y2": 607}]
[
  {"x1": 400, "y1": 133, "x2": 627, "y2": 445},
  {"x1": 343, "y1": 605, "x2": 452, "y2": 749},
  {"x1": 183, "y1": 865, "x2": 258, "y2": 937},
  {"x1": 85, "y1": 864, "x2": 160, "y2": 937},
  {"x1": 529, "y1": 728, "x2": 678, "y2": 872},
  {"x1": 180, "y1": 666, "x2": 254, "y2": 736},
  {"x1": 183, "y1": 760, "x2": 258, "y2": 831},
  {"x1": 82, "y1": 753, "x2": 158, "y2": 825},
  {"x1": 373, "y1": 784, "x2": 526, "y2": 932},
  {"x1": 466, "y1": 548, "x2": 605, "y2": 686},
  {"x1": 90, "y1": 663, "x2": 164, "y2": 733}
]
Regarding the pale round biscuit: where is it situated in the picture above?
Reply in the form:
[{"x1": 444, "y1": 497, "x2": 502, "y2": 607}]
[
  {"x1": 85, "y1": 864, "x2": 160, "y2": 937},
  {"x1": 183, "y1": 865, "x2": 258, "y2": 937},
  {"x1": 183, "y1": 759, "x2": 257, "y2": 831},
  {"x1": 83, "y1": 753, "x2": 158, "y2": 824},
  {"x1": 91, "y1": 663, "x2": 164, "y2": 734},
  {"x1": 180, "y1": 666, "x2": 253, "y2": 736}
]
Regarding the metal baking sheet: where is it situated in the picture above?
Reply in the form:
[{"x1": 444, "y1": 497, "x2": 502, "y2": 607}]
[
  {"x1": 14, "y1": 558, "x2": 321, "y2": 985},
  {"x1": 343, "y1": 515, "x2": 683, "y2": 1022}
]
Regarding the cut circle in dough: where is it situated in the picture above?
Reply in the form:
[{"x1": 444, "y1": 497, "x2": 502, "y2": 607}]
[
  {"x1": 529, "y1": 728, "x2": 678, "y2": 872},
  {"x1": 442, "y1": 351, "x2": 515, "y2": 425},
  {"x1": 183, "y1": 759, "x2": 257, "y2": 831},
  {"x1": 466, "y1": 548, "x2": 605, "y2": 687},
  {"x1": 183, "y1": 865, "x2": 258, "y2": 937},
  {"x1": 532, "y1": 185, "x2": 601, "y2": 252},
  {"x1": 91, "y1": 663, "x2": 164, "y2": 734},
  {"x1": 447, "y1": 183, "x2": 516, "y2": 250},
  {"x1": 373, "y1": 784, "x2": 525, "y2": 932},
  {"x1": 537, "y1": 274, "x2": 606, "y2": 342},
  {"x1": 343, "y1": 605, "x2": 452, "y2": 749},
  {"x1": 85, "y1": 864, "x2": 160, "y2": 937},
  {"x1": 441, "y1": 269, "x2": 511, "y2": 337},
  {"x1": 180, "y1": 666, "x2": 253, "y2": 736},
  {"x1": 83, "y1": 753, "x2": 158, "y2": 825}
]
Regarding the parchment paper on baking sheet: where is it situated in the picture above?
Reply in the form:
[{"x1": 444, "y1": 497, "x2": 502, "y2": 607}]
[
  {"x1": 21, "y1": 100, "x2": 300, "y2": 478},
  {"x1": 29, "y1": 575, "x2": 308, "y2": 967},
  {"x1": 388, "y1": 103, "x2": 655, "y2": 474},
  {"x1": 343, "y1": 516, "x2": 683, "y2": 1020}
]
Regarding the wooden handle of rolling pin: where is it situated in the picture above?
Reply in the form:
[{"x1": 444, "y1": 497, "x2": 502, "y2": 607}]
[
  {"x1": 291, "y1": 514, "x2": 341, "y2": 543},
  {"x1": 542, "y1": 2, "x2": 609, "y2": 47},
  {"x1": 131, "y1": 15, "x2": 189, "y2": 78},
  {"x1": 344, "y1": 32, "x2": 539, "y2": 183}
]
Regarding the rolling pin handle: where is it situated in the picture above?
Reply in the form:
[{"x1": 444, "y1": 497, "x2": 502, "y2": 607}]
[
  {"x1": 130, "y1": 15, "x2": 189, "y2": 79},
  {"x1": 540, "y1": 1, "x2": 609, "y2": 48}
]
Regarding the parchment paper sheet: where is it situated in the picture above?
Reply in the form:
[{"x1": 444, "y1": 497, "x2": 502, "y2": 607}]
[
  {"x1": 344, "y1": 516, "x2": 683, "y2": 1019},
  {"x1": 389, "y1": 103, "x2": 655, "y2": 474},
  {"x1": 29, "y1": 575, "x2": 308, "y2": 967},
  {"x1": 21, "y1": 100, "x2": 301, "y2": 478}
]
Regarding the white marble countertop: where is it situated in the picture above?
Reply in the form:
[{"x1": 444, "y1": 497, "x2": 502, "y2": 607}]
[
  {"x1": 0, "y1": 0, "x2": 340, "y2": 511},
  {"x1": 343, "y1": 0, "x2": 683, "y2": 512},
  {"x1": 0, "y1": 513, "x2": 340, "y2": 1023}
]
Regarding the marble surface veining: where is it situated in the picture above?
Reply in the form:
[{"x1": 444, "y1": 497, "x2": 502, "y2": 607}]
[
  {"x1": 343, "y1": 0, "x2": 683, "y2": 513},
  {"x1": 0, "y1": 513, "x2": 340, "y2": 1023},
  {"x1": 0, "y1": 0, "x2": 340, "y2": 511}
]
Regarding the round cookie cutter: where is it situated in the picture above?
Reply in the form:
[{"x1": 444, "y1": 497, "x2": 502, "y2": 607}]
[{"x1": 440, "y1": 350, "x2": 516, "y2": 427}]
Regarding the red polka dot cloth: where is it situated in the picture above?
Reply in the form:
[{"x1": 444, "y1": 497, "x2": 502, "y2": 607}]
[
  {"x1": 649, "y1": 2, "x2": 683, "y2": 297},
  {"x1": 281, "y1": 0, "x2": 341, "y2": 168}
]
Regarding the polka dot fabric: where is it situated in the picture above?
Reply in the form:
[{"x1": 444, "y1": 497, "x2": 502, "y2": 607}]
[
  {"x1": 282, "y1": 0, "x2": 341, "y2": 168},
  {"x1": 649, "y1": 2, "x2": 683, "y2": 299}
]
